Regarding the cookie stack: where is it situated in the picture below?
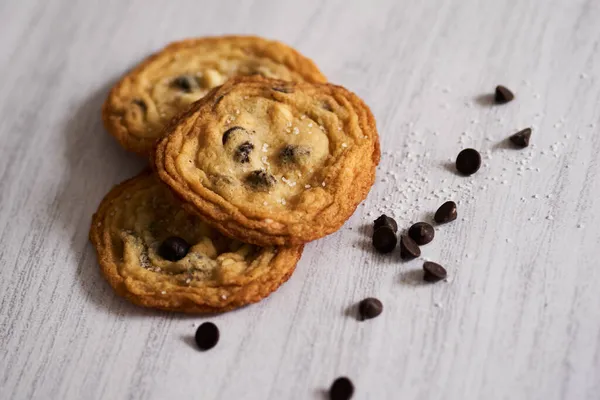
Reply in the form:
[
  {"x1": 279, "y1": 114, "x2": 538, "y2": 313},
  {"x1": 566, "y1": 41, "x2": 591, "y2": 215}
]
[{"x1": 90, "y1": 36, "x2": 380, "y2": 313}]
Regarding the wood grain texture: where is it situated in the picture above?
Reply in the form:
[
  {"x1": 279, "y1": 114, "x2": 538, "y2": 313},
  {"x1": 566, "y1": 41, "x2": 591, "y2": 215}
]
[{"x1": 1, "y1": 0, "x2": 599, "y2": 399}]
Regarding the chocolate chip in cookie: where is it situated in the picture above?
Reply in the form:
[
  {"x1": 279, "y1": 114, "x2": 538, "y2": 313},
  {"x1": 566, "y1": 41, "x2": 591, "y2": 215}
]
[
  {"x1": 321, "y1": 101, "x2": 334, "y2": 112},
  {"x1": 172, "y1": 75, "x2": 199, "y2": 93},
  {"x1": 159, "y1": 236, "x2": 190, "y2": 261},
  {"x1": 272, "y1": 84, "x2": 294, "y2": 93},
  {"x1": 222, "y1": 126, "x2": 249, "y2": 145},
  {"x1": 234, "y1": 141, "x2": 254, "y2": 163},
  {"x1": 246, "y1": 170, "x2": 276, "y2": 190},
  {"x1": 132, "y1": 99, "x2": 147, "y2": 112},
  {"x1": 279, "y1": 144, "x2": 311, "y2": 164}
]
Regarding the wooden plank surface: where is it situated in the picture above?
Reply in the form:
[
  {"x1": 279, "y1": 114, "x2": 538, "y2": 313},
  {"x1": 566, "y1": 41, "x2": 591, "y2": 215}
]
[{"x1": 1, "y1": 0, "x2": 599, "y2": 399}]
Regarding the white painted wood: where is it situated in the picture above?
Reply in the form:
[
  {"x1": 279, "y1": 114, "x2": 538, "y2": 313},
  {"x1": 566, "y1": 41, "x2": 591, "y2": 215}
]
[{"x1": 1, "y1": 0, "x2": 599, "y2": 399}]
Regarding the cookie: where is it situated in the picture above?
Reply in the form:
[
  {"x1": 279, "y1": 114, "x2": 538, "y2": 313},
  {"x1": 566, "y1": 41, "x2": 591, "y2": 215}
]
[
  {"x1": 89, "y1": 171, "x2": 303, "y2": 313},
  {"x1": 154, "y1": 76, "x2": 380, "y2": 246},
  {"x1": 102, "y1": 36, "x2": 326, "y2": 156}
]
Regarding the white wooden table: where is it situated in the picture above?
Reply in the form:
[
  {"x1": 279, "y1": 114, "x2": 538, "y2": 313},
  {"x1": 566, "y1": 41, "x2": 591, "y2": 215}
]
[{"x1": 1, "y1": 1, "x2": 599, "y2": 399}]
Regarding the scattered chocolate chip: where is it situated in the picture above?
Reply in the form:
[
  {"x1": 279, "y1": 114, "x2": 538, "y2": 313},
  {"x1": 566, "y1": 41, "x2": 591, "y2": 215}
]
[
  {"x1": 495, "y1": 85, "x2": 514, "y2": 104},
  {"x1": 423, "y1": 261, "x2": 447, "y2": 282},
  {"x1": 329, "y1": 377, "x2": 354, "y2": 400},
  {"x1": 272, "y1": 85, "x2": 294, "y2": 93},
  {"x1": 434, "y1": 201, "x2": 457, "y2": 224},
  {"x1": 358, "y1": 298, "x2": 383, "y2": 320},
  {"x1": 172, "y1": 75, "x2": 199, "y2": 93},
  {"x1": 132, "y1": 98, "x2": 147, "y2": 112},
  {"x1": 372, "y1": 227, "x2": 397, "y2": 253},
  {"x1": 510, "y1": 128, "x2": 532, "y2": 148},
  {"x1": 222, "y1": 126, "x2": 248, "y2": 145},
  {"x1": 246, "y1": 170, "x2": 276, "y2": 190},
  {"x1": 408, "y1": 222, "x2": 435, "y2": 245},
  {"x1": 279, "y1": 144, "x2": 310, "y2": 163},
  {"x1": 456, "y1": 148, "x2": 481, "y2": 175},
  {"x1": 373, "y1": 214, "x2": 398, "y2": 233},
  {"x1": 159, "y1": 236, "x2": 190, "y2": 261},
  {"x1": 400, "y1": 235, "x2": 421, "y2": 260},
  {"x1": 234, "y1": 141, "x2": 254, "y2": 163},
  {"x1": 195, "y1": 322, "x2": 219, "y2": 350}
]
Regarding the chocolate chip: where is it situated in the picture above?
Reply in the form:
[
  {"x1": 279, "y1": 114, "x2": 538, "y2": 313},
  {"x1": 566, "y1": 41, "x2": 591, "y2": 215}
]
[
  {"x1": 400, "y1": 235, "x2": 421, "y2": 260},
  {"x1": 272, "y1": 85, "x2": 294, "y2": 93},
  {"x1": 358, "y1": 298, "x2": 383, "y2": 320},
  {"x1": 132, "y1": 99, "x2": 147, "y2": 112},
  {"x1": 495, "y1": 85, "x2": 515, "y2": 104},
  {"x1": 423, "y1": 261, "x2": 447, "y2": 282},
  {"x1": 222, "y1": 126, "x2": 248, "y2": 145},
  {"x1": 321, "y1": 101, "x2": 334, "y2": 111},
  {"x1": 510, "y1": 128, "x2": 532, "y2": 148},
  {"x1": 246, "y1": 170, "x2": 276, "y2": 190},
  {"x1": 456, "y1": 148, "x2": 481, "y2": 175},
  {"x1": 329, "y1": 377, "x2": 354, "y2": 400},
  {"x1": 408, "y1": 222, "x2": 434, "y2": 245},
  {"x1": 194, "y1": 322, "x2": 219, "y2": 350},
  {"x1": 434, "y1": 201, "x2": 457, "y2": 224},
  {"x1": 372, "y1": 227, "x2": 397, "y2": 253},
  {"x1": 234, "y1": 141, "x2": 254, "y2": 163},
  {"x1": 213, "y1": 94, "x2": 226, "y2": 107},
  {"x1": 172, "y1": 75, "x2": 198, "y2": 93},
  {"x1": 159, "y1": 236, "x2": 190, "y2": 261},
  {"x1": 279, "y1": 144, "x2": 310, "y2": 163},
  {"x1": 374, "y1": 214, "x2": 398, "y2": 233}
]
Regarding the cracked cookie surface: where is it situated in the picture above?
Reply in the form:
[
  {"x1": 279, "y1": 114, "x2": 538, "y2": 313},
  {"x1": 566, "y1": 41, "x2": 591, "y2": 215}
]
[
  {"x1": 89, "y1": 171, "x2": 303, "y2": 313},
  {"x1": 154, "y1": 77, "x2": 380, "y2": 246},
  {"x1": 102, "y1": 36, "x2": 326, "y2": 156}
]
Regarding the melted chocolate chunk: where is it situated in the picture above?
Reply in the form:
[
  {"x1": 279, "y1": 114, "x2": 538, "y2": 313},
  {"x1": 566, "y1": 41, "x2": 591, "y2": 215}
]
[
  {"x1": 272, "y1": 85, "x2": 294, "y2": 93},
  {"x1": 222, "y1": 126, "x2": 248, "y2": 145},
  {"x1": 246, "y1": 170, "x2": 276, "y2": 190},
  {"x1": 321, "y1": 101, "x2": 334, "y2": 111},
  {"x1": 279, "y1": 145, "x2": 311, "y2": 164},
  {"x1": 159, "y1": 236, "x2": 190, "y2": 261},
  {"x1": 132, "y1": 98, "x2": 147, "y2": 112},
  {"x1": 172, "y1": 75, "x2": 199, "y2": 93},
  {"x1": 234, "y1": 141, "x2": 254, "y2": 163}
]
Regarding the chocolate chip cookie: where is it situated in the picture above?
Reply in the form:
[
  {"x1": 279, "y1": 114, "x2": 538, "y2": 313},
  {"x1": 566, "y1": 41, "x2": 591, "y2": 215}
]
[
  {"x1": 154, "y1": 76, "x2": 380, "y2": 246},
  {"x1": 89, "y1": 171, "x2": 303, "y2": 313},
  {"x1": 102, "y1": 36, "x2": 326, "y2": 156}
]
